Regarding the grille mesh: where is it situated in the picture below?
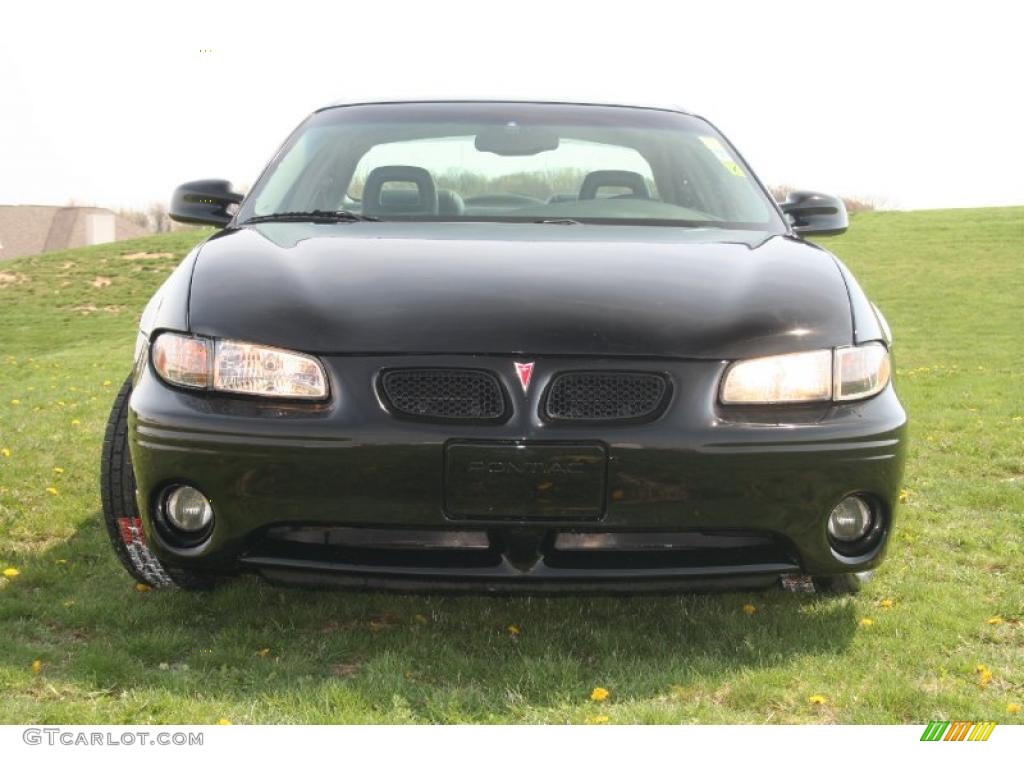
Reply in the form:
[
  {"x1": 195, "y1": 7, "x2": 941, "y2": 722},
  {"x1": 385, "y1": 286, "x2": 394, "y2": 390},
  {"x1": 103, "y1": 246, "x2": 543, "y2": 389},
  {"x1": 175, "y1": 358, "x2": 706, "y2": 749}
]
[
  {"x1": 545, "y1": 371, "x2": 669, "y2": 422},
  {"x1": 381, "y1": 369, "x2": 507, "y2": 421}
]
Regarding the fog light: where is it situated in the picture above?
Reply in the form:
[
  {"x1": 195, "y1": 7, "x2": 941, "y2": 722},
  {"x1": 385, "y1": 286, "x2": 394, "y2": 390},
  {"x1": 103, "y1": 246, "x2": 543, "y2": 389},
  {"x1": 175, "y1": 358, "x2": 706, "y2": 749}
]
[
  {"x1": 827, "y1": 496, "x2": 874, "y2": 542},
  {"x1": 163, "y1": 485, "x2": 213, "y2": 533}
]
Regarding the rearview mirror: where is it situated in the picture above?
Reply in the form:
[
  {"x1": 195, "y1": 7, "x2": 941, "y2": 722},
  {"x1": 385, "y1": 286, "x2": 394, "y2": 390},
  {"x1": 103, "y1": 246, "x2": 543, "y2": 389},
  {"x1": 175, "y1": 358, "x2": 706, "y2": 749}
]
[
  {"x1": 475, "y1": 125, "x2": 560, "y2": 156},
  {"x1": 781, "y1": 191, "x2": 848, "y2": 236},
  {"x1": 169, "y1": 179, "x2": 243, "y2": 228}
]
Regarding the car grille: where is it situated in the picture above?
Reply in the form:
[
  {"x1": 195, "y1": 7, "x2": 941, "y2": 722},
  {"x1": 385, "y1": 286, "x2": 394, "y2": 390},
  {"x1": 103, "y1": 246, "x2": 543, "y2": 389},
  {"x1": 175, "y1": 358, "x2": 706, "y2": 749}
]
[
  {"x1": 544, "y1": 371, "x2": 670, "y2": 422},
  {"x1": 380, "y1": 368, "x2": 507, "y2": 421},
  {"x1": 246, "y1": 527, "x2": 798, "y2": 585}
]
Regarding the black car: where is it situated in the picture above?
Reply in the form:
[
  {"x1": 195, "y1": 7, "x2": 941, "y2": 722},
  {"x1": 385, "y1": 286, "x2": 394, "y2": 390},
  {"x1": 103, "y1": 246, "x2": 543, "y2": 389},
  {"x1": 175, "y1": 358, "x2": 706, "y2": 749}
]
[{"x1": 101, "y1": 100, "x2": 906, "y2": 593}]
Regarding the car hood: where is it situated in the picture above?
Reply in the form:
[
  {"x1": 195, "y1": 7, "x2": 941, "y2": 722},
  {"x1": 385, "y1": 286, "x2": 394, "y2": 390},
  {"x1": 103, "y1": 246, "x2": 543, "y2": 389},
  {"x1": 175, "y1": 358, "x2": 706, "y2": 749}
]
[{"x1": 187, "y1": 222, "x2": 852, "y2": 359}]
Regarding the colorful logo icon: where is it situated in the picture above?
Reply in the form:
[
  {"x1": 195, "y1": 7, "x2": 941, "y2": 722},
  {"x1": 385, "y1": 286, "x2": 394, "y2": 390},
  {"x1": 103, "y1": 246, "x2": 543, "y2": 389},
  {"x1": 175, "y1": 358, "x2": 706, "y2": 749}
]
[{"x1": 920, "y1": 721, "x2": 997, "y2": 741}]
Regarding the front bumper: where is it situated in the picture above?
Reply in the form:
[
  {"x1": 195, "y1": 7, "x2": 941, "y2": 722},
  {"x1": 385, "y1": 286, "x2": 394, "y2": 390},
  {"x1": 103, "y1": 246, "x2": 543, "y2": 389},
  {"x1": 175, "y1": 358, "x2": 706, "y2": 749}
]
[{"x1": 128, "y1": 354, "x2": 908, "y2": 591}]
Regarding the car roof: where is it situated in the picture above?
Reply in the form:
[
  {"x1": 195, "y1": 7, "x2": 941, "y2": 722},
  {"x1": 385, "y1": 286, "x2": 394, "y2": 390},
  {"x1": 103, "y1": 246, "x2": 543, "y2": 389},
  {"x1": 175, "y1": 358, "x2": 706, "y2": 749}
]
[{"x1": 316, "y1": 98, "x2": 699, "y2": 119}]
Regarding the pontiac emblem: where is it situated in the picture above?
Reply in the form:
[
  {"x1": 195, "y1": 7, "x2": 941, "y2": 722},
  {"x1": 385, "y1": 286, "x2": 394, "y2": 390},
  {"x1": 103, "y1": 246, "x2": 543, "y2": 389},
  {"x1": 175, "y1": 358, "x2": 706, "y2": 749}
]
[{"x1": 513, "y1": 361, "x2": 535, "y2": 394}]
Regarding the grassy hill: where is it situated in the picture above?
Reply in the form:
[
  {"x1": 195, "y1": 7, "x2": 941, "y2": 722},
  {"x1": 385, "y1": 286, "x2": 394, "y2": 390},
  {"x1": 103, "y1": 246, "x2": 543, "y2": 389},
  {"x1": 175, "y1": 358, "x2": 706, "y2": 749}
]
[{"x1": 0, "y1": 209, "x2": 1021, "y2": 723}]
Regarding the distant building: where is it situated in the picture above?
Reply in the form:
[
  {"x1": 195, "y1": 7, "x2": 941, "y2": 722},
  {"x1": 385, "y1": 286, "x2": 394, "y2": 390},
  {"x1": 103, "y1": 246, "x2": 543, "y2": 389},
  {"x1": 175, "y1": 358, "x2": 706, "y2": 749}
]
[{"x1": 0, "y1": 205, "x2": 150, "y2": 261}]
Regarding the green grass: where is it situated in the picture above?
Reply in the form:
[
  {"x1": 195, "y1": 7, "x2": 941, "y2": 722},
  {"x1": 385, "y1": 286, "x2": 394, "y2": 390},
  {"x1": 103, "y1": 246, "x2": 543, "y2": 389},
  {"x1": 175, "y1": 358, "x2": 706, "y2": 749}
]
[{"x1": 1, "y1": 209, "x2": 1021, "y2": 724}]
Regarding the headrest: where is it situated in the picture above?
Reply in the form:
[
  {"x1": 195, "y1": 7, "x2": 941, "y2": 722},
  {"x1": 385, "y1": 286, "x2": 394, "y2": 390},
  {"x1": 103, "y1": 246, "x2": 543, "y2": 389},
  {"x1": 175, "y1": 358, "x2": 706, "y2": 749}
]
[
  {"x1": 436, "y1": 189, "x2": 465, "y2": 216},
  {"x1": 579, "y1": 170, "x2": 650, "y2": 200},
  {"x1": 362, "y1": 165, "x2": 438, "y2": 216}
]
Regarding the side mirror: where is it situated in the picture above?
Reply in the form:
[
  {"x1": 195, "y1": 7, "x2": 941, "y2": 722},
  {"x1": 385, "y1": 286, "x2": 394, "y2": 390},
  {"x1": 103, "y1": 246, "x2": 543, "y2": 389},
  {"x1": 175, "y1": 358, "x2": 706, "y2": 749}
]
[
  {"x1": 169, "y1": 179, "x2": 243, "y2": 228},
  {"x1": 781, "y1": 191, "x2": 848, "y2": 236}
]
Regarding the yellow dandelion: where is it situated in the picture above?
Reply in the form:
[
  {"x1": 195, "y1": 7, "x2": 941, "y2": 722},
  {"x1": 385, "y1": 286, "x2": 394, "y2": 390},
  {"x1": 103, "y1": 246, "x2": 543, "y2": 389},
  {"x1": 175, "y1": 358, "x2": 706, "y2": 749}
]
[
  {"x1": 134, "y1": 582, "x2": 151, "y2": 593},
  {"x1": 53, "y1": 467, "x2": 64, "y2": 474},
  {"x1": 507, "y1": 624, "x2": 521, "y2": 636},
  {"x1": 1, "y1": 447, "x2": 10, "y2": 458},
  {"x1": 216, "y1": 719, "x2": 232, "y2": 725},
  {"x1": 3, "y1": 567, "x2": 20, "y2": 578},
  {"x1": 898, "y1": 489, "x2": 910, "y2": 503},
  {"x1": 11, "y1": 399, "x2": 21, "y2": 405},
  {"x1": 46, "y1": 486, "x2": 59, "y2": 495},
  {"x1": 31, "y1": 660, "x2": 42, "y2": 674},
  {"x1": 859, "y1": 618, "x2": 875, "y2": 628},
  {"x1": 585, "y1": 715, "x2": 610, "y2": 724},
  {"x1": 987, "y1": 616, "x2": 1003, "y2": 626},
  {"x1": 590, "y1": 687, "x2": 610, "y2": 702},
  {"x1": 414, "y1": 613, "x2": 428, "y2": 625},
  {"x1": 256, "y1": 648, "x2": 271, "y2": 658},
  {"x1": 1007, "y1": 703, "x2": 1021, "y2": 715},
  {"x1": 879, "y1": 598, "x2": 895, "y2": 609},
  {"x1": 808, "y1": 695, "x2": 827, "y2": 705},
  {"x1": 103, "y1": 380, "x2": 112, "y2": 386},
  {"x1": 975, "y1": 664, "x2": 993, "y2": 687},
  {"x1": 742, "y1": 603, "x2": 757, "y2": 615},
  {"x1": 71, "y1": 419, "x2": 80, "y2": 426}
]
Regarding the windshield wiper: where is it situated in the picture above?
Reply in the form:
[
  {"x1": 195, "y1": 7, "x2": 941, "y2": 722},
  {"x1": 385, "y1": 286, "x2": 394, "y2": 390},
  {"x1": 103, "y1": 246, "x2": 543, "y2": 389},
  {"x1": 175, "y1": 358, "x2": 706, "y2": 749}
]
[
  {"x1": 240, "y1": 209, "x2": 380, "y2": 224},
  {"x1": 534, "y1": 218, "x2": 584, "y2": 225}
]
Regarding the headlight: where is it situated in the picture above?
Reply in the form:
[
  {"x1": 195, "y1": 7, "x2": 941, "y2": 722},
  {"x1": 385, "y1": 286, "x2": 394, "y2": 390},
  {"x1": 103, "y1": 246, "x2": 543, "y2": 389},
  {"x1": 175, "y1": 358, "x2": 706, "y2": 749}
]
[
  {"x1": 721, "y1": 349, "x2": 833, "y2": 404},
  {"x1": 213, "y1": 339, "x2": 327, "y2": 398},
  {"x1": 721, "y1": 343, "x2": 890, "y2": 404},
  {"x1": 151, "y1": 332, "x2": 328, "y2": 399}
]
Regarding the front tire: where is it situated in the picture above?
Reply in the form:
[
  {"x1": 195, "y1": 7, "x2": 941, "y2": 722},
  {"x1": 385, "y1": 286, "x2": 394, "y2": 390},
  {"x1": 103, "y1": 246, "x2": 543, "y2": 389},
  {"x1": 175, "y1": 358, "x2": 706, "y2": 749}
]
[{"x1": 100, "y1": 376, "x2": 215, "y2": 590}]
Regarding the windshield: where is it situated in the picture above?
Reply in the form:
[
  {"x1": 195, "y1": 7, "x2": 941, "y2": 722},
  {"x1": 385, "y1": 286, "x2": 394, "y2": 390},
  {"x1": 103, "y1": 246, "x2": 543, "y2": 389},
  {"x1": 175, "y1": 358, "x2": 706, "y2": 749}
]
[{"x1": 239, "y1": 102, "x2": 784, "y2": 230}]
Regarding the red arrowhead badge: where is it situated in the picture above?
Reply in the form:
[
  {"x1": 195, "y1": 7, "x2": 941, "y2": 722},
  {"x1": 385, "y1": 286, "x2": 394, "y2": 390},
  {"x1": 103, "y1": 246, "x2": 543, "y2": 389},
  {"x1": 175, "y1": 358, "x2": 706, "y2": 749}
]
[{"x1": 514, "y1": 361, "x2": 534, "y2": 394}]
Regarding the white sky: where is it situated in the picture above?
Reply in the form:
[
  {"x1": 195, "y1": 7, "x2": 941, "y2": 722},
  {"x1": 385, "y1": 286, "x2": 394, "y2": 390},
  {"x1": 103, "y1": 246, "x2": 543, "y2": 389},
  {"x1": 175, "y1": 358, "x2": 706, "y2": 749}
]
[{"x1": 1, "y1": 0, "x2": 1021, "y2": 211}]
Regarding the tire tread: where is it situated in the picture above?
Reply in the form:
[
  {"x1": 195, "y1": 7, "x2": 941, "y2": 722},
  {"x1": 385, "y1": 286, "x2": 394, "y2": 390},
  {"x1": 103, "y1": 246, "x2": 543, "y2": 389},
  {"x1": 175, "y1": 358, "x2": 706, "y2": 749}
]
[{"x1": 100, "y1": 376, "x2": 215, "y2": 590}]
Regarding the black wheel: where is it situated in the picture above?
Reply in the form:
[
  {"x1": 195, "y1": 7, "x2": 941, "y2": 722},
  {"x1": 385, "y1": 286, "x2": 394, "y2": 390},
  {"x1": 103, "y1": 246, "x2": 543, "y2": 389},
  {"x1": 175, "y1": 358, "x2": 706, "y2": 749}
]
[{"x1": 100, "y1": 376, "x2": 216, "y2": 590}]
